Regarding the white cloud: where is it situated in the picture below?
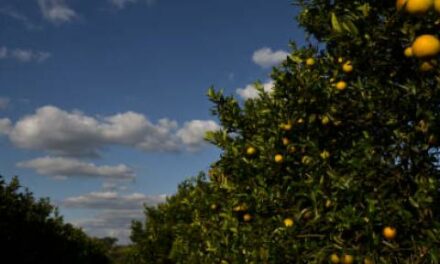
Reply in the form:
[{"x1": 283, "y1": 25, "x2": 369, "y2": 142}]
[
  {"x1": 7, "y1": 105, "x2": 217, "y2": 156},
  {"x1": 64, "y1": 191, "x2": 166, "y2": 209},
  {"x1": 17, "y1": 156, "x2": 135, "y2": 180},
  {"x1": 66, "y1": 191, "x2": 166, "y2": 244},
  {"x1": 37, "y1": 0, "x2": 77, "y2": 24},
  {"x1": 0, "y1": 97, "x2": 10, "y2": 109},
  {"x1": 72, "y1": 209, "x2": 144, "y2": 244},
  {"x1": 252, "y1": 47, "x2": 289, "y2": 68},
  {"x1": 0, "y1": 46, "x2": 51, "y2": 63},
  {"x1": 177, "y1": 120, "x2": 220, "y2": 151},
  {"x1": 110, "y1": 0, "x2": 156, "y2": 9},
  {"x1": 0, "y1": 118, "x2": 12, "y2": 135},
  {"x1": 236, "y1": 80, "x2": 274, "y2": 100}
]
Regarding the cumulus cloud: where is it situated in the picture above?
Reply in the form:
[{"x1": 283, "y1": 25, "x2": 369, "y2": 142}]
[
  {"x1": 66, "y1": 191, "x2": 166, "y2": 244},
  {"x1": 252, "y1": 47, "x2": 289, "y2": 68},
  {"x1": 7, "y1": 105, "x2": 217, "y2": 156},
  {"x1": 0, "y1": 118, "x2": 12, "y2": 135},
  {"x1": 17, "y1": 156, "x2": 135, "y2": 180},
  {"x1": 0, "y1": 97, "x2": 10, "y2": 109},
  {"x1": 0, "y1": 46, "x2": 51, "y2": 63},
  {"x1": 177, "y1": 120, "x2": 220, "y2": 151},
  {"x1": 236, "y1": 80, "x2": 274, "y2": 100},
  {"x1": 64, "y1": 191, "x2": 166, "y2": 209},
  {"x1": 37, "y1": 0, "x2": 77, "y2": 24},
  {"x1": 72, "y1": 209, "x2": 143, "y2": 244}
]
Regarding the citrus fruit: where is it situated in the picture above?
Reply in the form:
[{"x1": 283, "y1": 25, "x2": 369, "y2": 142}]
[
  {"x1": 342, "y1": 61, "x2": 353, "y2": 73},
  {"x1": 336, "y1": 81, "x2": 347, "y2": 90},
  {"x1": 246, "y1": 146, "x2": 256, "y2": 156},
  {"x1": 404, "y1": 47, "x2": 413, "y2": 57},
  {"x1": 405, "y1": 0, "x2": 433, "y2": 14},
  {"x1": 274, "y1": 154, "x2": 283, "y2": 163},
  {"x1": 283, "y1": 218, "x2": 294, "y2": 227},
  {"x1": 243, "y1": 213, "x2": 252, "y2": 222},
  {"x1": 412, "y1": 34, "x2": 440, "y2": 58},
  {"x1": 330, "y1": 254, "x2": 340, "y2": 263},
  {"x1": 383, "y1": 226, "x2": 397, "y2": 240},
  {"x1": 342, "y1": 254, "x2": 354, "y2": 264},
  {"x1": 306, "y1": 58, "x2": 315, "y2": 66}
]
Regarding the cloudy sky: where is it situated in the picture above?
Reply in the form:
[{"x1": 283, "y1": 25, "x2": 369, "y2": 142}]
[{"x1": 0, "y1": 0, "x2": 303, "y2": 243}]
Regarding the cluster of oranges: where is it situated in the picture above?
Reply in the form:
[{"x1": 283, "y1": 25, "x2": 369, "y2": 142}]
[
  {"x1": 306, "y1": 56, "x2": 352, "y2": 91},
  {"x1": 329, "y1": 226, "x2": 397, "y2": 263},
  {"x1": 397, "y1": 0, "x2": 440, "y2": 71}
]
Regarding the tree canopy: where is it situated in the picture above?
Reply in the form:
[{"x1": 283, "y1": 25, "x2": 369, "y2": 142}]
[{"x1": 129, "y1": 0, "x2": 440, "y2": 262}]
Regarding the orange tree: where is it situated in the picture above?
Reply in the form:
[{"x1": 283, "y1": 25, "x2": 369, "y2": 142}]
[
  {"x1": 0, "y1": 176, "x2": 111, "y2": 263},
  {"x1": 131, "y1": 1, "x2": 440, "y2": 263}
]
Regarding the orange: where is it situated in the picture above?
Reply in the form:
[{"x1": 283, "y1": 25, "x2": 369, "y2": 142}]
[
  {"x1": 306, "y1": 58, "x2": 315, "y2": 66},
  {"x1": 412, "y1": 35, "x2": 440, "y2": 58},
  {"x1": 336, "y1": 81, "x2": 347, "y2": 91},
  {"x1": 282, "y1": 137, "x2": 290, "y2": 146},
  {"x1": 383, "y1": 226, "x2": 397, "y2": 240},
  {"x1": 404, "y1": 47, "x2": 413, "y2": 57},
  {"x1": 274, "y1": 154, "x2": 284, "y2": 163},
  {"x1": 435, "y1": 0, "x2": 440, "y2": 12},
  {"x1": 330, "y1": 254, "x2": 340, "y2": 263},
  {"x1": 283, "y1": 218, "x2": 294, "y2": 227},
  {"x1": 243, "y1": 213, "x2": 252, "y2": 222},
  {"x1": 342, "y1": 254, "x2": 354, "y2": 264},
  {"x1": 342, "y1": 61, "x2": 353, "y2": 73},
  {"x1": 405, "y1": 0, "x2": 433, "y2": 14},
  {"x1": 281, "y1": 121, "x2": 292, "y2": 131},
  {"x1": 246, "y1": 146, "x2": 256, "y2": 156}
]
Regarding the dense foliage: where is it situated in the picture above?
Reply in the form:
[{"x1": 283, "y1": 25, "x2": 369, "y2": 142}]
[
  {"x1": 0, "y1": 176, "x2": 111, "y2": 264},
  {"x1": 131, "y1": 0, "x2": 440, "y2": 263}
]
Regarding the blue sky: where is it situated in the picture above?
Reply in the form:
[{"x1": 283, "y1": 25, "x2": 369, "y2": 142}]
[{"x1": 0, "y1": 0, "x2": 304, "y2": 243}]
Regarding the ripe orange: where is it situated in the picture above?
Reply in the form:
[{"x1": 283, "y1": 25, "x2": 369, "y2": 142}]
[
  {"x1": 330, "y1": 253, "x2": 340, "y2": 263},
  {"x1": 297, "y1": 118, "x2": 305, "y2": 124},
  {"x1": 342, "y1": 61, "x2": 353, "y2": 73},
  {"x1": 342, "y1": 254, "x2": 354, "y2": 264},
  {"x1": 404, "y1": 47, "x2": 413, "y2": 57},
  {"x1": 282, "y1": 137, "x2": 290, "y2": 146},
  {"x1": 243, "y1": 213, "x2": 252, "y2": 222},
  {"x1": 246, "y1": 146, "x2": 256, "y2": 156},
  {"x1": 435, "y1": 0, "x2": 440, "y2": 12},
  {"x1": 283, "y1": 218, "x2": 294, "y2": 227},
  {"x1": 405, "y1": 0, "x2": 433, "y2": 14},
  {"x1": 274, "y1": 154, "x2": 284, "y2": 163},
  {"x1": 281, "y1": 121, "x2": 292, "y2": 131},
  {"x1": 412, "y1": 35, "x2": 440, "y2": 58},
  {"x1": 383, "y1": 226, "x2": 397, "y2": 240},
  {"x1": 306, "y1": 58, "x2": 315, "y2": 66},
  {"x1": 336, "y1": 81, "x2": 347, "y2": 91}
]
